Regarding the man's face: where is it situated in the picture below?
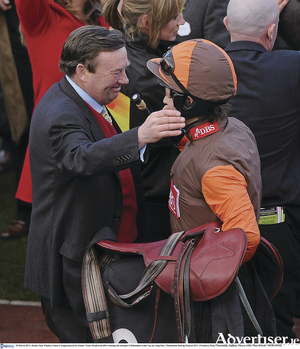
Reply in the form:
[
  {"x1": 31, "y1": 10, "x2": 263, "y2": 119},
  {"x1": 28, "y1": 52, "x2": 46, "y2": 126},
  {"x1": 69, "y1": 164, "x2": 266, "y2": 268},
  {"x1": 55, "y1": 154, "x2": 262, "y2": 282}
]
[{"x1": 85, "y1": 47, "x2": 129, "y2": 105}]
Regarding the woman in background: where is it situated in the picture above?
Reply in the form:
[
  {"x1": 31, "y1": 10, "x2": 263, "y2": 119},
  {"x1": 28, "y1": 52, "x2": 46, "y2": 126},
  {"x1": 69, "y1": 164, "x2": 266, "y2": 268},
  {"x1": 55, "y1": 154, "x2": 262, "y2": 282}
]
[
  {"x1": 102, "y1": 0, "x2": 185, "y2": 242},
  {"x1": 3, "y1": 0, "x2": 108, "y2": 238}
]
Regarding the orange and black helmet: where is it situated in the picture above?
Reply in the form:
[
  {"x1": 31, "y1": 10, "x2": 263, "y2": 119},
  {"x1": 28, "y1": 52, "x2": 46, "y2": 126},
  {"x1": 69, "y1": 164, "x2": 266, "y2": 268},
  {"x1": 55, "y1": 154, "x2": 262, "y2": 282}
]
[{"x1": 147, "y1": 39, "x2": 237, "y2": 118}]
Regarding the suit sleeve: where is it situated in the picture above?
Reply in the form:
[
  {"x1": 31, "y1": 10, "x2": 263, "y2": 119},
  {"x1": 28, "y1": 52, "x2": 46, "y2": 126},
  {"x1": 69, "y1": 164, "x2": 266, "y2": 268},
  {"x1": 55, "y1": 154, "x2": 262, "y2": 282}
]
[
  {"x1": 202, "y1": 165, "x2": 260, "y2": 262},
  {"x1": 48, "y1": 103, "x2": 143, "y2": 177}
]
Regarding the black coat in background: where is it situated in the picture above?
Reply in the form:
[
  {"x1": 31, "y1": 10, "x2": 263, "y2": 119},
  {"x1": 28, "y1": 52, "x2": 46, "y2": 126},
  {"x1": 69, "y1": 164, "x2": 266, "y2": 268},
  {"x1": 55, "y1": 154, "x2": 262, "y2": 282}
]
[
  {"x1": 177, "y1": 0, "x2": 230, "y2": 48},
  {"x1": 122, "y1": 34, "x2": 181, "y2": 242},
  {"x1": 177, "y1": 0, "x2": 291, "y2": 50},
  {"x1": 225, "y1": 40, "x2": 300, "y2": 339}
]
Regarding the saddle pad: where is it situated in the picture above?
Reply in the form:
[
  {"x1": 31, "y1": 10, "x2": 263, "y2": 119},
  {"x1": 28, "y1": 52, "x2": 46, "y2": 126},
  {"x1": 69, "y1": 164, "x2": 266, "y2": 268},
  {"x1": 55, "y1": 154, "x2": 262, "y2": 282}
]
[{"x1": 102, "y1": 256, "x2": 178, "y2": 343}]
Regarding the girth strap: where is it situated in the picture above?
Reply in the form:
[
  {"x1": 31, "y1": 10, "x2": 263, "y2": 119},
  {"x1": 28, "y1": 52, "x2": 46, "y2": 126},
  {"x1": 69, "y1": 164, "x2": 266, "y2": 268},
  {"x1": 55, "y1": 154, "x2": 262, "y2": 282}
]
[
  {"x1": 174, "y1": 238, "x2": 196, "y2": 342},
  {"x1": 183, "y1": 240, "x2": 195, "y2": 338},
  {"x1": 107, "y1": 230, "x2": 186, "y2": 307},
  {"x1": 236, "y1": 277, "x2": 263, "y2": 335}
]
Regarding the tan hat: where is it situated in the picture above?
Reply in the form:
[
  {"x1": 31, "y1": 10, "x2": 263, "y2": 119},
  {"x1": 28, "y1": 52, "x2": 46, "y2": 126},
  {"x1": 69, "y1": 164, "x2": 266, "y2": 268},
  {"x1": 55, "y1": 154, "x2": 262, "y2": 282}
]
[{"x1": 147, "y1": 39, "x2": 237, "y2": 101}]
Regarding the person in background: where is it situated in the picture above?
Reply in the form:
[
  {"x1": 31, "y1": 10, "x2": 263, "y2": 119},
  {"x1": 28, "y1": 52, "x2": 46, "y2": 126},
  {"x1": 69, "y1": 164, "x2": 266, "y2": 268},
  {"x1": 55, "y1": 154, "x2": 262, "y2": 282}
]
[
  {"x1": 101, "y1": 0, "x2": 185, "y2": 242},
  {"x1": 0, "y1": 0, "x2": 34, "y2": 239},
  {"x1": 278, "y1": 0, "x2": 300, "y2": 50},
  {"x1": 148, "y1": 38, "x2": 276, "y2": 341},
  {"x1": 177, "y1": 0, "x2": 291, "y2": 50},
  {"x1": 25, "y1": 25, "x2": 185, "y2": 343},
  {"x1": 1, "y1": 0, "x2": 109, "y2": 239},
  {"x1": 176, "y1": 0, "x2": 230, "y2": 48},
  {"x1": 224, "y1": 0, "x2": 300, "y2": 339}
]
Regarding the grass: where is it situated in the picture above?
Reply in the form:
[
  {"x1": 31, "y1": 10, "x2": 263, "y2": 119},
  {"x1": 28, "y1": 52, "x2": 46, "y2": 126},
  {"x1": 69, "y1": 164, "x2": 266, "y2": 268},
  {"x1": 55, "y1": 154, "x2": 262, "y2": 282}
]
[{"x1": 0, "y1": 169, "x2": 39, "y2": 302}]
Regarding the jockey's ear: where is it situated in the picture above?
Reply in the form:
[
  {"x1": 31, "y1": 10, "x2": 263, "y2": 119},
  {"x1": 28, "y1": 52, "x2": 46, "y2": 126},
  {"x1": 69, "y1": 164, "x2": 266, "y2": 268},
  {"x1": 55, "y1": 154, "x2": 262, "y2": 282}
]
[{"x1": 184, "y1": 96, "x2": 194, "y2": 107}]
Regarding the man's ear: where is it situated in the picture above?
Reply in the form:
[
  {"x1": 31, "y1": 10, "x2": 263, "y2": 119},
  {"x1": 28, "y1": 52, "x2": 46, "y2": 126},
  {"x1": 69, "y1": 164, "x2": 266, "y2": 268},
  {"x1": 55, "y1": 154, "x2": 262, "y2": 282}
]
[
  {"x1": 267, "y1": 23, "x2": 276, "y2": 41},
  {"x1": 75, "y1": 64, "x2": 88, "y2": 82},
  {"x1": 223, "y1": 16, "x2": 230, "y2": 32}
]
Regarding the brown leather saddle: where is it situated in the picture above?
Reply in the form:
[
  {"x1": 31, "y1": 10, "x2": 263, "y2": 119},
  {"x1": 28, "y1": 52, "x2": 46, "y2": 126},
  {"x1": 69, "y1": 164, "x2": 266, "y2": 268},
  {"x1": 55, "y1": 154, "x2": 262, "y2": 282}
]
[
  {"x1": 98, "y1": 221, "x2": 251, "y2": 341},
  {"x1": 97, "y1": 222, "x2": 283, "y2": 342},
  {"x1": 98, "y1": 221, "x2": 247, "y2": 302}
]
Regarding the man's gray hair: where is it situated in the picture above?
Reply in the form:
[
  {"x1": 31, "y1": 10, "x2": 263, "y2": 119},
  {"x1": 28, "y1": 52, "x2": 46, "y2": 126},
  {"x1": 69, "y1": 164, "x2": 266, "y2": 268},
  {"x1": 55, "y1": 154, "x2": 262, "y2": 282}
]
[{"x1": 227, "y1": 0, "x2": 279, "y2": 38}]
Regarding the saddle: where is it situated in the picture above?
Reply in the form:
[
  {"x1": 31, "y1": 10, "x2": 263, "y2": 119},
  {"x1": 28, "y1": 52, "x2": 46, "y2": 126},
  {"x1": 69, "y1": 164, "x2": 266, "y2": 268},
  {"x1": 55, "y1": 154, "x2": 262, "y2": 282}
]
[
  {"x1": 98, "y1": 222, "x2": 249, "y2": 341},
  {"x1": 98, "y1": 221, "x2": 247, "y2": 300}
]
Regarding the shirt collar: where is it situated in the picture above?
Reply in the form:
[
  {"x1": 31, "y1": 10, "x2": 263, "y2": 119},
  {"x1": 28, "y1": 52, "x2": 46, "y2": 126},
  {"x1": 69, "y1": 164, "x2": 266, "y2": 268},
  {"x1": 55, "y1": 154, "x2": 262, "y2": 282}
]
[
  {"x1": 66, "y1": 75, "x2": 104, "y2": 114},
  {"x1": 225, "y1": 41, "x2": 267, "y2": 54}
]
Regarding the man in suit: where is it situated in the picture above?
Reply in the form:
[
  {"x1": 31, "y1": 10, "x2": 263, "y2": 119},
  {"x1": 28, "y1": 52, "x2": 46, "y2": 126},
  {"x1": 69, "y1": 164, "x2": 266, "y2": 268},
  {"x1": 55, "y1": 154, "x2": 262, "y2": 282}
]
[
  {"x1": 224, "y1": 0, "x2": 300, "y2": 339},
  {"x1": 177, "y1": 0, "x2": 290, "y2": 50},
  {"x1": 25, "y1": 25, "x2": 185, "y2": 343}
]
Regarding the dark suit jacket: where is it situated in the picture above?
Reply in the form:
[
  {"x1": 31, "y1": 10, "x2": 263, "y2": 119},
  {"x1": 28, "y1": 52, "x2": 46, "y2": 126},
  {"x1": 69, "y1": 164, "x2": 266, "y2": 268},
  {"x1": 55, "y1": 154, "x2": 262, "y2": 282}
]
[
  {"x1": 25, "y1": 76, "x2": 146, "y2": 326},
  {"x1": 177, "y1": 0, "x2": 290, "y2": 50},
  {"x1": 225, "y1": 41, "x2": 300, "y2": 209}
]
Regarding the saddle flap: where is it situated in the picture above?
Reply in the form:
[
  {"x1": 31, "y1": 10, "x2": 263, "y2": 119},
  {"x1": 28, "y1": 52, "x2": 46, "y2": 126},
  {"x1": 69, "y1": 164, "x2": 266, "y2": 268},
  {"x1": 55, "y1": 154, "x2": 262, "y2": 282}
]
[
  {"x1": 97, "y1": 222, "x2": 221, "y2": 264},
  {"x1": 155, "y1": 227, "x2": 248, "y2": 301},
  {"x1": 97, "y1": 239, "x2": 166, "y2": 262}
]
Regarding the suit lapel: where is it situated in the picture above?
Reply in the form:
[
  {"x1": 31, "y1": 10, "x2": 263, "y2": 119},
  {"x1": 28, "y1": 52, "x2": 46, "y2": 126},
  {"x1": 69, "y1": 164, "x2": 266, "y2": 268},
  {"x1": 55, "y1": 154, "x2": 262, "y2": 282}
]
[
  {"x1": 59, "y1": 76, "x2": 122, "y2": 182},
  {"x1": 59, "y1": 76, "x2": 106, "y2": 142}
]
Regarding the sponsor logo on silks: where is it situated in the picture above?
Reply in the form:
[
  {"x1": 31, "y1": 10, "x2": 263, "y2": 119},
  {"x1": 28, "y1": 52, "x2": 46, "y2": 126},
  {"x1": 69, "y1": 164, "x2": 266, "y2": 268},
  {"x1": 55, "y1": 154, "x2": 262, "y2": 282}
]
[
  {"x1": 190, "y1": 120, "x2": 220, "y2": 141},
  {"x1": 169, "y1": 178, "x2": 180, "y2": 218}
]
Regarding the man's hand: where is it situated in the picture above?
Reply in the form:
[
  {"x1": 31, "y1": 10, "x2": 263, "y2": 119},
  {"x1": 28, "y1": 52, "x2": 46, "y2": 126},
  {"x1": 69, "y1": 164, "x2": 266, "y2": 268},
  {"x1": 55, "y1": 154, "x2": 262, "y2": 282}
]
[
  {"x1": 276, "y1": 0, "x2": 289, "y2": 12},
  {"x1": 138, "y1": 109, "x2": 185, "y2": 149},
  {"x1": 0, "y1": 0, "x2": 12, "y2": 11}
]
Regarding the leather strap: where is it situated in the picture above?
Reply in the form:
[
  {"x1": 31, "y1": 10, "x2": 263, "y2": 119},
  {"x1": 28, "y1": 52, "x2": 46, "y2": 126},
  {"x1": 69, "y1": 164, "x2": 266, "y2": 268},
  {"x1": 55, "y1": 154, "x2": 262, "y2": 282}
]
[
  {"x1": 183, "y1": 241, "x2": 195, "y2": 338},
  {"x1": 149, "y1": 287, "x2": 161, "y2": 342},
  {"x1": 106, "y1": 230, "x2": 186, "y2": 307},
  {"x1": 236, "y1": 277, "x2": 263, "y2": 335},
  {"x1": 174, "y1": 240, "x2": 188, "y2": 342},
  {"x1": 174, "y1": 238, "x2": 195, "y2": 342}
]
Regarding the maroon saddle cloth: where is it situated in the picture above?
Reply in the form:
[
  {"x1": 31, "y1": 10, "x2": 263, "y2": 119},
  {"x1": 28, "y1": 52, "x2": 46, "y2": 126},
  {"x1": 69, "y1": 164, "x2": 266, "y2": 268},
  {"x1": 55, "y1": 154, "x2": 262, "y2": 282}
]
[{"x1": 97, "y1": 221, "x2": 248, "y2": 302}]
